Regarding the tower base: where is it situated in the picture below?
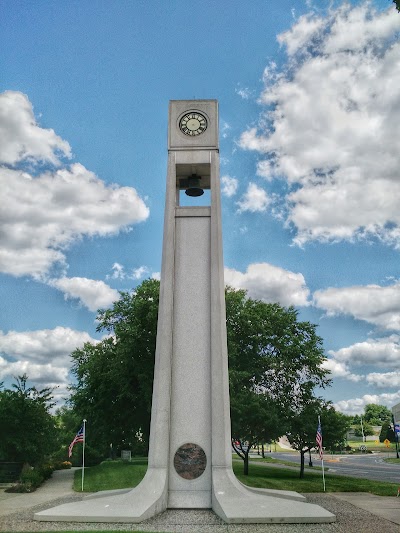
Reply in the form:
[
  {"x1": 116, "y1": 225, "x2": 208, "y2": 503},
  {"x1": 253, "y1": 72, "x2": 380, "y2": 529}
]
[{"x1": 34, "y1": 466, "x2": 335, "y2": 524}]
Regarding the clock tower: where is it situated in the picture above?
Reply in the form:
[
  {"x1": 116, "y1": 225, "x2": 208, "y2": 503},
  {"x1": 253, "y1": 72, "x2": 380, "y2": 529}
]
[{"x1": 35, "y1": 100, "x2": 335, "y2": 525}]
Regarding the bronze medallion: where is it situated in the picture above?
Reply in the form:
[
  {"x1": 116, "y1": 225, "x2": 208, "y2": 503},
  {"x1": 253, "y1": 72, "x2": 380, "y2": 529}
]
[{"x1": 174, "y1": 443, "x2": 207, "y2": 480}]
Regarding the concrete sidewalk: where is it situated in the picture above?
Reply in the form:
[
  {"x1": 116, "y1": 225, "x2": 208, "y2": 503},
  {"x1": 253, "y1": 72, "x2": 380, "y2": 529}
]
[
  {"x1": 332, "y1": 492, "x2": 400, "y2": 525},
  {"x1": 0, "y1": 467, "x2": 78, "y2": 517}
]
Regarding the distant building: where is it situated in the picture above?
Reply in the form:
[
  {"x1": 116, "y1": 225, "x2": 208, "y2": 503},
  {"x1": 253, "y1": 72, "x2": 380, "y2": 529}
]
[
  {"x1": 392, "y1": 402, "x2": 400, "y2": 423},
  {"x1": 346, "y1": 426, "x2": 381, "y2": 442}
]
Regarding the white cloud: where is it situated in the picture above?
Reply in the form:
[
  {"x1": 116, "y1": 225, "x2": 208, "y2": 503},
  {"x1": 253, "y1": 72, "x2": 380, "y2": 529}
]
[
  {"x1": 321, "y1": 358, "x2": 363, "y2": 382},
  {"x1": 0, "y1": 326, "x2": 96, "y2": 363},
  {"x1": 0, "y1": 163, "x2": 149, "y2": 277},
  {"x1": 335, "y1": 391, "x2": 400, "y2": 416},
  {"x1": 108, "y1": 262, "x2": 125, "y2": 280},
  {"x1": 221, "y1": 175, "x2": 238, "y2": 197},
  {"x1": 239, "y1": 4, "x2": 400, "y2": 247},
  {"x1": 131, "y1": 266, "x2": 149, "y2": 280},
  {"x1": 366, "y1": 372, "x2": 400, "y2": 388},
  {"x1": 329, "y1": 336, "x2": 400, "y2": 368},
  {"x1": 0, "y1": 91, "x2": 71, "y2": 166},
  {"x1": 48, "y1": 276, "x2": 120, "y2": 311},
  {"x1": 235, "y1": 86, "x2": 253, "y2": 100},
  {"x1": 0, "y1": 356, "x2": 68, "y2": 384},
  {"x1": 277, "y1": 12, "x2": 325, "y2": 55},
  {"x1": 224, "y1": 262, "x2": 310, "y2": 307},
  {"x1": 0, "y1": 91, "x2": 150, "y2": 278},
  {"x1": 237, "y1": 182, "x2": 270, "y2": 213},
  {"x1": 0, "y1": 326, "x2": 98, "y2": 396},
  {"x1": 314, "y1": 282, "x2": 400, "y2": 330}
]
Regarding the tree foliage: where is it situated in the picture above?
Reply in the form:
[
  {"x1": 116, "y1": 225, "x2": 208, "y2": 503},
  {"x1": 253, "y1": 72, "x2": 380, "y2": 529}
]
[
  {"x1": 363, "y1": 403, "x2": 392, "y2": 426},
  {"x1": 0, "y1": 375, "x2": 58, "y2": 464},
  {"x1": 353, "y1": 423, "x2": 374, "y2": 438},
  {"x1": 286, "y1": 401, "x2": 351, "y2": 478},
  {"x1": 226, "y1": 287, "x2": 331, "y2": 473},
  {"x1": 394, "y1": 1, "x2": 400, "y2": 13},
  {"x1": 69, "y1": 279, "x2": 159, "y2": 457},
  {"x1": 380, "y1": 421, "x2": 395, "y2": 443}
]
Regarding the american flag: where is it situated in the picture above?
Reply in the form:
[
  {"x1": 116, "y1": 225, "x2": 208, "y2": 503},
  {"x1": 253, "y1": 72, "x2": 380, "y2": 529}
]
[
  {"x1": 316, "y1": 418, "x2": 323, "y2": 459},
  {"x1": 68, "y1": 426, "x2": 84, "y2": 458}
]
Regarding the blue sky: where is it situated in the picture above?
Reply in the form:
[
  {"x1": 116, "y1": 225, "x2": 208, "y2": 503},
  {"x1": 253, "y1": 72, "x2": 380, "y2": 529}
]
[{"x1": 1, "y1": 0, "x2": 400, "y2": 415}]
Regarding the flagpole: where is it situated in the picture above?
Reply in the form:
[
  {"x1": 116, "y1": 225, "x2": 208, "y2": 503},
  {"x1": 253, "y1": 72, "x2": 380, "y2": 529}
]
[
  {"x1": 81, "y1": 419, "x2": 87, "y2": 492},
  {"x1": 319, "y1": 416, "x2": 326, "y2": 492}
]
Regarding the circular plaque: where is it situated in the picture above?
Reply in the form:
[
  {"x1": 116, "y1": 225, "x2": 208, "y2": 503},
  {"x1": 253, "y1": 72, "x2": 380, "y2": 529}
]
[{"x1": 174, "y1": 443, "x2": 207, "y2": 480}]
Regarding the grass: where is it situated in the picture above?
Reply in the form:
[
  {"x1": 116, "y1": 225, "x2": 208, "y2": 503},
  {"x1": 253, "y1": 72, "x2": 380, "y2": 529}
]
[
  {"x1": 384, "y1": 458, "x2": 400, "y2": 464},
  {"x1": 75, "y1": 456, "x2": 400, "y2": 497},
  {"x1": 244, "y1": 455, "x2": 325, "y2": 470},
  {"x1": 233, "y1": 461, "x2": 399, "y2": 496},
  {"x1": 346, "y1": 440, "x2": 397, "y2": 452},
  {"x1": 73, "y1": 458, "x2": 148, "y2": 492}
]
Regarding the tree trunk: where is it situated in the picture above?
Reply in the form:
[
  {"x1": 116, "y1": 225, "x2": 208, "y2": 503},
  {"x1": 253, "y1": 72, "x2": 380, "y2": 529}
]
[
  {"x1": 261, "y1": 443, "x2": 265, "y2": 458},
  {"x1": 244, "y1": 449, "x2": 249, "y2": 475},
  {"x1": 308, "y1": 448, "x2": 313, "y2": 467},
  {"x1": 300, "y1": 450, "x2": 305, "y2": 478}
]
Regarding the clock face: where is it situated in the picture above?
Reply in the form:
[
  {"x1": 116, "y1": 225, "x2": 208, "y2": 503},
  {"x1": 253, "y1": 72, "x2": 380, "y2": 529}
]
[{"x1": 179, "y1": 112, "x2": 207, "y2": 136}]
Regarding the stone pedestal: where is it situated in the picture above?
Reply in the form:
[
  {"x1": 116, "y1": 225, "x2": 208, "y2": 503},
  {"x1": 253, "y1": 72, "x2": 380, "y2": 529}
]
[{"x1": 35, "y1": 100, "x2": 335, "y2": 524}]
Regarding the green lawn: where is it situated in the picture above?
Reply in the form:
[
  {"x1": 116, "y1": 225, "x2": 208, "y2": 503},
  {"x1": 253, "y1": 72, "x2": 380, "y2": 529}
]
[
  {"x1": 73, "y1": 459, "x2": 148, "y2": 492},
  {"x1": 244, "y1": 455, "x2": 325, "y2": 470},
  {"x1": 74, "y1": 457, "x2": 399, "y2": 497},
  {"x1": 233, "y1": 461, "x2": 399, "y2": 495}
]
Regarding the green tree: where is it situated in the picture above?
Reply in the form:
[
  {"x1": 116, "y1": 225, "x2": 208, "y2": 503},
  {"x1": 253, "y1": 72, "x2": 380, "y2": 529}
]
[
  {"x1": 394, "y1": 1, "x2": 400, "y2": 13},
  {"x1": 231, "y1": 390, "x2": 282, "y2": 475},
  {"x1": 287, "y1": 402, "x2": 350, "y2": 478},
  {"x1": 380, "y1": 421, "x2": 395, "y2": 443},
  {"x1": 363, "y1": 404, "x2": 392, "y2": 426},
  {"x1": 226, "y1": 287, "x2": 331, "y2": 474},
  {"x1": 0, "y1": 375, "x2": 58, "y2": 465},
  {"x1": 70, "y1": 279, "x2": 159, "y2": 457},
  {"x1": 353, "y1": 423, "x2": 374, "y2": 438}
]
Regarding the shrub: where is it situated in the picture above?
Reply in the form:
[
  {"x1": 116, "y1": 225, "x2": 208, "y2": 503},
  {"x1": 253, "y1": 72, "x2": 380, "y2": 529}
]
[
  {"x1": 38, "y1": 463, "x2": 54, "y2": 480},
  {"x1": 4, "y1": 462, "x2": 53, "y2": 493}
]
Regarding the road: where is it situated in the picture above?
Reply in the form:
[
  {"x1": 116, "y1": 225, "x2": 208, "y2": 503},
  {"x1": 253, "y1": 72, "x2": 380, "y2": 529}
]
[{"x1": 256, "y1": 452, "x2": 400, "y2": 485}]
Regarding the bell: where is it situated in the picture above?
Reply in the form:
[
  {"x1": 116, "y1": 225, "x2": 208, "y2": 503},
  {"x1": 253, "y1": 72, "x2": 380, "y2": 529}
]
[{"x1": 185, "y1": 174, "x2": 204, "y2": 197}]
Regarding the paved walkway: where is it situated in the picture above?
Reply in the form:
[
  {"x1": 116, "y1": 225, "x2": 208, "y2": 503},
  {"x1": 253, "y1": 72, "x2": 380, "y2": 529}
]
[
  {"x1": 1, "y1": 468, "x2": 400, "y2": 531},
  {"x1": 0, "y1": 467, "x2": 77, "y2": 517}
]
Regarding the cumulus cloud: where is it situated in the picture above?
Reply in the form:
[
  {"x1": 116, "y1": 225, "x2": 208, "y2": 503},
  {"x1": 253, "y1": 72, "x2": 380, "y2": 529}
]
[
  {"x1": 224, "y1": 262, "x2": 310, "y2": 307},
  {"x1": 239, "y1": 3, "x2": 400, "y2": 247},
  {"x1": 48, "y1": 276, "x2": 120, "y2": 311},
  {"x1": 321, "y1": 358, "x2": 363, "y2": 382},
  {"x1": 314, "y1": 282, "x2": 400, "y2": 330},
  {"x1": 0, "y1": 326, "x2": 96, "y2": 363},
  {"x1": 366, "y1": 372, "x2": 400, "y2": 388},
  {"x1": 335, "y1": 391, "x2": 400, "y2": 416},
  {"x1": 0, "y1": 91, "x2": 150, "y2": 278},
  {"x1": 0, "y1": 326, "x2": 98, "y2": 395},
  {"x1": 221, "y1": 175, "x2": 238, "y2": 197},
  {"x1": 329, "y1": 336, "x2": 400, "y2": 367},
  {"x1": 237, "y1": 182, "x2": 270, "y2": 213},
  {"x1": 0, "y1": 91, "x2": 71, "y2": 166}
]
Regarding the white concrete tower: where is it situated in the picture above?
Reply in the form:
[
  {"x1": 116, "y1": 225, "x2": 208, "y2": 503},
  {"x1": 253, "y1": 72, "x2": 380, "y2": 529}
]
[{"x1": 35, "y1": 100, "x2": 335, "y2": 524}]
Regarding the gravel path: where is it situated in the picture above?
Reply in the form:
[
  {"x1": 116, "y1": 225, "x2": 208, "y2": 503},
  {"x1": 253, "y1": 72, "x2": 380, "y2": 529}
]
[{"x1": 1, "y1": 493, "x2": 399, "y2": 533}]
